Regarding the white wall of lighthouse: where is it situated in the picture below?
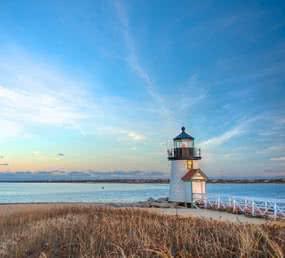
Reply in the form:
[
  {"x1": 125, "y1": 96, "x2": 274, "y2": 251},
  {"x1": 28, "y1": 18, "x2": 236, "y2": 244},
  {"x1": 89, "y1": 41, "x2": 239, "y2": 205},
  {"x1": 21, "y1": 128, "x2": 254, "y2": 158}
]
[
  {"x1": 169, "y1": 159, "x2": 200, "y2": 202},
  {"x1": 169, "y1": 160, "x2": 187, "y2": 202},
  {"x1": 168, "y1": 127, "x2": 207, "y2": 203}
]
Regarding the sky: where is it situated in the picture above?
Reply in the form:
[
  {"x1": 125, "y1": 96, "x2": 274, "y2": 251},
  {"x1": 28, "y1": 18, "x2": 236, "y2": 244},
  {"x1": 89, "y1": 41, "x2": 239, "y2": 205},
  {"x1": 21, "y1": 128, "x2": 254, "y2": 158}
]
[{"x1": 0, "y1": 0, "x2": 284, "y2": 177}]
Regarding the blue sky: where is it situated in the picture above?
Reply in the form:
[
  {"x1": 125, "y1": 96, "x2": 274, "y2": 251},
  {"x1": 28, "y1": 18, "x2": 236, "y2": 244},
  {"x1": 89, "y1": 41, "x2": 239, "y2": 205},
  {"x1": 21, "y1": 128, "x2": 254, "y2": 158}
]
[{"x1": 0, "y1": 0, "x2": 284, "y2": 177}]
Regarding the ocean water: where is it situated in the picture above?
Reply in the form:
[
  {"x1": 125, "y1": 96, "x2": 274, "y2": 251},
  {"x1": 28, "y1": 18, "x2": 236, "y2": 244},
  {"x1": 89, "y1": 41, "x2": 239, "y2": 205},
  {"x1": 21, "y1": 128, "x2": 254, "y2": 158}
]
[{"x1": 0, "y1": 183, "x2": 284, "y2": 203}]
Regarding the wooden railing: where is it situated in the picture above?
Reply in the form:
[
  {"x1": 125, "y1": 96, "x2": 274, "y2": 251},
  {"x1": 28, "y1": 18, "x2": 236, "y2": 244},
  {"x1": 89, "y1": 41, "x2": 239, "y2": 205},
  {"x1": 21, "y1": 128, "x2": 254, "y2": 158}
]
[
  {"x1": 192, "y1": 193, "x2": 285, "y2": 220},
  {"x1": 167, "y1": 147, "x2": 201, "y2": 160}
]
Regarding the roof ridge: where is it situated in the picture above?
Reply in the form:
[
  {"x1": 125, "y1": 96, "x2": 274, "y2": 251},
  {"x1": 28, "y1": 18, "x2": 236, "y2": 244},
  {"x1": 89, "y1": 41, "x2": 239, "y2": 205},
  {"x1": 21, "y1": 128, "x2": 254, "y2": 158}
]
[
  {"x1": 181, "y1": 168, "x2": 208, "y2": 181},
  {"x1": 173, "y1": 127, "x2": 194, "y2": 141}
]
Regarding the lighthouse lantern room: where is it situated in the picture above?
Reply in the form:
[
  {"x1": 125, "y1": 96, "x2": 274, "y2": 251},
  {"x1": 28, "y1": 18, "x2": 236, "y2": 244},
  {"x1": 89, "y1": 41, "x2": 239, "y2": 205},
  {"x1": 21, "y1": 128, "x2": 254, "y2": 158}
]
[{"x1": 168, "y1": 127, "x2": 207, "y2": 203}]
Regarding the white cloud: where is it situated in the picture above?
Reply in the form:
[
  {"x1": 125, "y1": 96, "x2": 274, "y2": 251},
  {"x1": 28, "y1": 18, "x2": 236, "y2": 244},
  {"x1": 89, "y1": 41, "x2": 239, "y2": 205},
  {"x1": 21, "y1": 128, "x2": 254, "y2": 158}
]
[
  {"x1": 0, "y1": 46, "x2": 159, "y2": 144},
  {"x1": 0, "y1": 46, "x2": 105, "y2": 141},
  {"x1": 114, "y1": 0, "x2": 171, "y2": 123},
  {"x1": 173, "y1": 75, "x2": 207, "y2": 112},
  {"x1": 270, "y1": 157, "x2": 285, "y2": 161},
  {"x1": 127, "y1": 131, "x2": 145, "y2": 141},
  {"x1": 0, "y1": 85, "x2": 87, "y2": 127},
  {"x1": 199, "y1": 116, "x2": 261, "y2": 149},
  {"x1": 256, "y1": 145, "x2": 285, "y2": 154},
  {"x1": 199, "y1": 125, "x2": 244, "y2": 148},
  {"x1": 0, "y1": 119, "x2": 24, "y2": 138},
  {"x1": 277, "y1": 117, "x2": 285, "y2": 124},
  {"x1": 32, "y1": 151, "x2": 41, "y2": 156},
  {"x1": 178, "y1": 93, "x2": 206, "y2": 111}
]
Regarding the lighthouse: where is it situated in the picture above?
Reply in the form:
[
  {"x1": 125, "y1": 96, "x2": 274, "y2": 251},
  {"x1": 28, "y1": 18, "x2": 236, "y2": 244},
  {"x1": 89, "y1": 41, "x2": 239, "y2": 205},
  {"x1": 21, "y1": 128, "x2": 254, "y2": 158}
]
[{"x1": 168, "y1": 127, "x2": 207, "y2": 203}]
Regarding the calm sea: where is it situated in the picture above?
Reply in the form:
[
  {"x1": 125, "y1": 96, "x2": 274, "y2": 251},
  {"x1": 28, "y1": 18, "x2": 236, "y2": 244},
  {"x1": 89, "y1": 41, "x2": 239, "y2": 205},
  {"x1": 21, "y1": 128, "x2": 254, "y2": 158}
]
[{"x1": 0, "y1": 183, "x2": 284, "y2": 203}]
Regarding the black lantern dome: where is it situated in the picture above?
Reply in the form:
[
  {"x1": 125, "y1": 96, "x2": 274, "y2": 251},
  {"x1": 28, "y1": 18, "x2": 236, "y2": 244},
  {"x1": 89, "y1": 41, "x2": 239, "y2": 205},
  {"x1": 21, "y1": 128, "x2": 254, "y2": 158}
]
[
  {"x1": 168, "y1": 126, "x2": 201, "y2": 160},
  {"x1": 173, "y1": 126, "x2": 194, "y2": 141}
]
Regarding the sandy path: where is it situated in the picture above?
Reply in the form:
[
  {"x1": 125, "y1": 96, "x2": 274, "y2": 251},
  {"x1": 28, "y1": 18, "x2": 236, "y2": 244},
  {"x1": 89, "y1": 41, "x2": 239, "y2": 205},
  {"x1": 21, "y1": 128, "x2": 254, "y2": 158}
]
[{"x1": 146, "y1": 208, "x2": 268, "y2": 224}]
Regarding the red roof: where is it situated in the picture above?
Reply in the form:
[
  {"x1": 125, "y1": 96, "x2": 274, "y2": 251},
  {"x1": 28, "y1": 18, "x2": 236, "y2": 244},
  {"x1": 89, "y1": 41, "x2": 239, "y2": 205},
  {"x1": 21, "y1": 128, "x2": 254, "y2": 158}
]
[{"x1": 181, "y1": 169, "x2": 207, "y2": 181}]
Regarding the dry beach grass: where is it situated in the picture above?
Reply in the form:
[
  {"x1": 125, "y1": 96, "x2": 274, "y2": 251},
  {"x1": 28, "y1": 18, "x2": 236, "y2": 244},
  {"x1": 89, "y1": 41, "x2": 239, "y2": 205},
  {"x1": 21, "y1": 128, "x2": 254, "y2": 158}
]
[{"x1": 0, "y1": 205, "x2": 284, "y2": 258}]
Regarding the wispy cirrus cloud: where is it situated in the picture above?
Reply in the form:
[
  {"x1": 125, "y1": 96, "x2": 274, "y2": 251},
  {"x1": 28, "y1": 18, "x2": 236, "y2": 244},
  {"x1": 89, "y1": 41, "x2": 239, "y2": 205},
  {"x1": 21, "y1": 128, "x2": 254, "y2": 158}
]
[
  {"x1": 114, "y1": 0, "x2": 171, "y2": 123},
  {"x1": 127, "y1": 131, "x2": 146, "y2": 141},
  {"x1": 277, "y1": 117, "x2": 285, "y2": 124},
  {"x1": 0, "y1": 119, "x2": 24, "y2": 139},
  {"x1": 199, "y1": 116, "x2": 260, "y2": 148},
  {"x1": 0, "y1": 46, "x2": 98, "y2": 140},
  {"x1": 0, "y1": 46, "x2": 148, "y2": 143},
  {"x1": 32, "y1": 151, "x2": 41, "y2": 156},
  {"x1": 56, "y1": 153, "x2": 65, "y2": 161},
  {"x1": 270, "y1": 157, "x2": 285, "y2": 161},
  {"x1": 199, "y1": 124, "x2": 245, "y2": 148},
  {"x1": 0, "y1": 85, "x2": 87, "y2": 127},
  {"x1": 256, "y1": 145, "x2": 285, "y2": 154},
  {"x1": 172, "y1": 74, "x2": 207, "y2": 112}
]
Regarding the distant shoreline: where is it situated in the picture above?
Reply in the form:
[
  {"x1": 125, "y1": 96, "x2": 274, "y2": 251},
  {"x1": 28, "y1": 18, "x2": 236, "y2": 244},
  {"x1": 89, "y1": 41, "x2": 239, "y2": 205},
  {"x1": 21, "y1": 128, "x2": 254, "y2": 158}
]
[{"x1": 0, "y1": 178, "x2": 285, "y2": 184}]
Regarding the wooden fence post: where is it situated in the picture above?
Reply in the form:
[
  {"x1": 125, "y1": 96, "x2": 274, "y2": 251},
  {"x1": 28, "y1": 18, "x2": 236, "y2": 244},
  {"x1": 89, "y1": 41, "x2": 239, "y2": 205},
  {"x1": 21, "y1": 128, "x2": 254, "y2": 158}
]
[
  {"x1": 265, "y1": 201, "x2": 268, "y2": 213},
  {"x1": 252, "y1": 201, "x2": 255, "y2": 216},
  {"x1": 274, "y1": 202, "x2": 277, "y2": 220},
  {"x1": 218, "y1": 195, "x2": 221, "y2": 209}
]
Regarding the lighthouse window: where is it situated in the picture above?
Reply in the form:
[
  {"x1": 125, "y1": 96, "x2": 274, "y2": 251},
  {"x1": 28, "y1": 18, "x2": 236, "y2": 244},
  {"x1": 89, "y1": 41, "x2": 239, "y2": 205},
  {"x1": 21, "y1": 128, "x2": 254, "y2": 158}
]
[
  {"x1": 175, "y1": 141, "x2": 182, "y2": 148},
  {"x1": 174, "y1": 139, "x2": 194, "y2": 148},
  {"x1": 187, "y1": 160, "x2": 193, "y2": 169}
]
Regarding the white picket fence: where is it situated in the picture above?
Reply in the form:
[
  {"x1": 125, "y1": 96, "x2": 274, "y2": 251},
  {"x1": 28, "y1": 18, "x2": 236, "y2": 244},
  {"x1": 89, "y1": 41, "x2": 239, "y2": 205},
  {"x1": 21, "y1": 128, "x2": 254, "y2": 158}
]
[{"x1": 192, "y1": 193, "x2": 285, "y2": 220}]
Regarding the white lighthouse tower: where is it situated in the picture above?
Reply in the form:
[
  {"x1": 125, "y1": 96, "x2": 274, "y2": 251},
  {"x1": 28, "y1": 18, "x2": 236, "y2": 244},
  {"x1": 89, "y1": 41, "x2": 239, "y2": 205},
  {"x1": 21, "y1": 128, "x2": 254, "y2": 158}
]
[{"x1": 168, "y1": 127, "x2": 207, "y2": 203}]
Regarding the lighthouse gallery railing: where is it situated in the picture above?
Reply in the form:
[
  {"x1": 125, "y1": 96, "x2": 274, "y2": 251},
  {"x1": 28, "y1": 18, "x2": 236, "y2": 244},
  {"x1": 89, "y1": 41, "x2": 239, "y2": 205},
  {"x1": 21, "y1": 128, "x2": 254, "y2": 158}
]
[
  {"x1": 192, "y1": 193, "x2": 285, "y2": 219},
  {"x1": 168, "y1": 147, "x2": 201, "y2": 160}
]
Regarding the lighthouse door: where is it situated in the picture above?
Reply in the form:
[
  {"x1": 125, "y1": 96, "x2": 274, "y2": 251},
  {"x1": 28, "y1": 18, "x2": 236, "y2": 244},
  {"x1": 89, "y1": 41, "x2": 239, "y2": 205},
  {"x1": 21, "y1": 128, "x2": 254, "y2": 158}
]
[{"x1": 192, "y1": 181, "x2": 203, "y2": 194}]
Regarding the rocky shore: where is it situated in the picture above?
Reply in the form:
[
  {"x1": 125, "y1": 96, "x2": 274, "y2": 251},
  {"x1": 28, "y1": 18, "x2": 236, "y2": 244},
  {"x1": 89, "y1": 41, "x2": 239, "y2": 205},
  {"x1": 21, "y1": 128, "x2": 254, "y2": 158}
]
[{"x1": 108, "y1": 197, "x2": 181, "y2": 208}]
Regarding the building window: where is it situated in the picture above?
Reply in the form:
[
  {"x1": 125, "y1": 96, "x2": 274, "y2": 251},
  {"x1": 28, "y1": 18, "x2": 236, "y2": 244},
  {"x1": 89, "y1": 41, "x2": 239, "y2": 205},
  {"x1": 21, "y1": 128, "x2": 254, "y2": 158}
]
[{"x1": 187, "y1": 160, "x2": 193, "y2": 169}]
